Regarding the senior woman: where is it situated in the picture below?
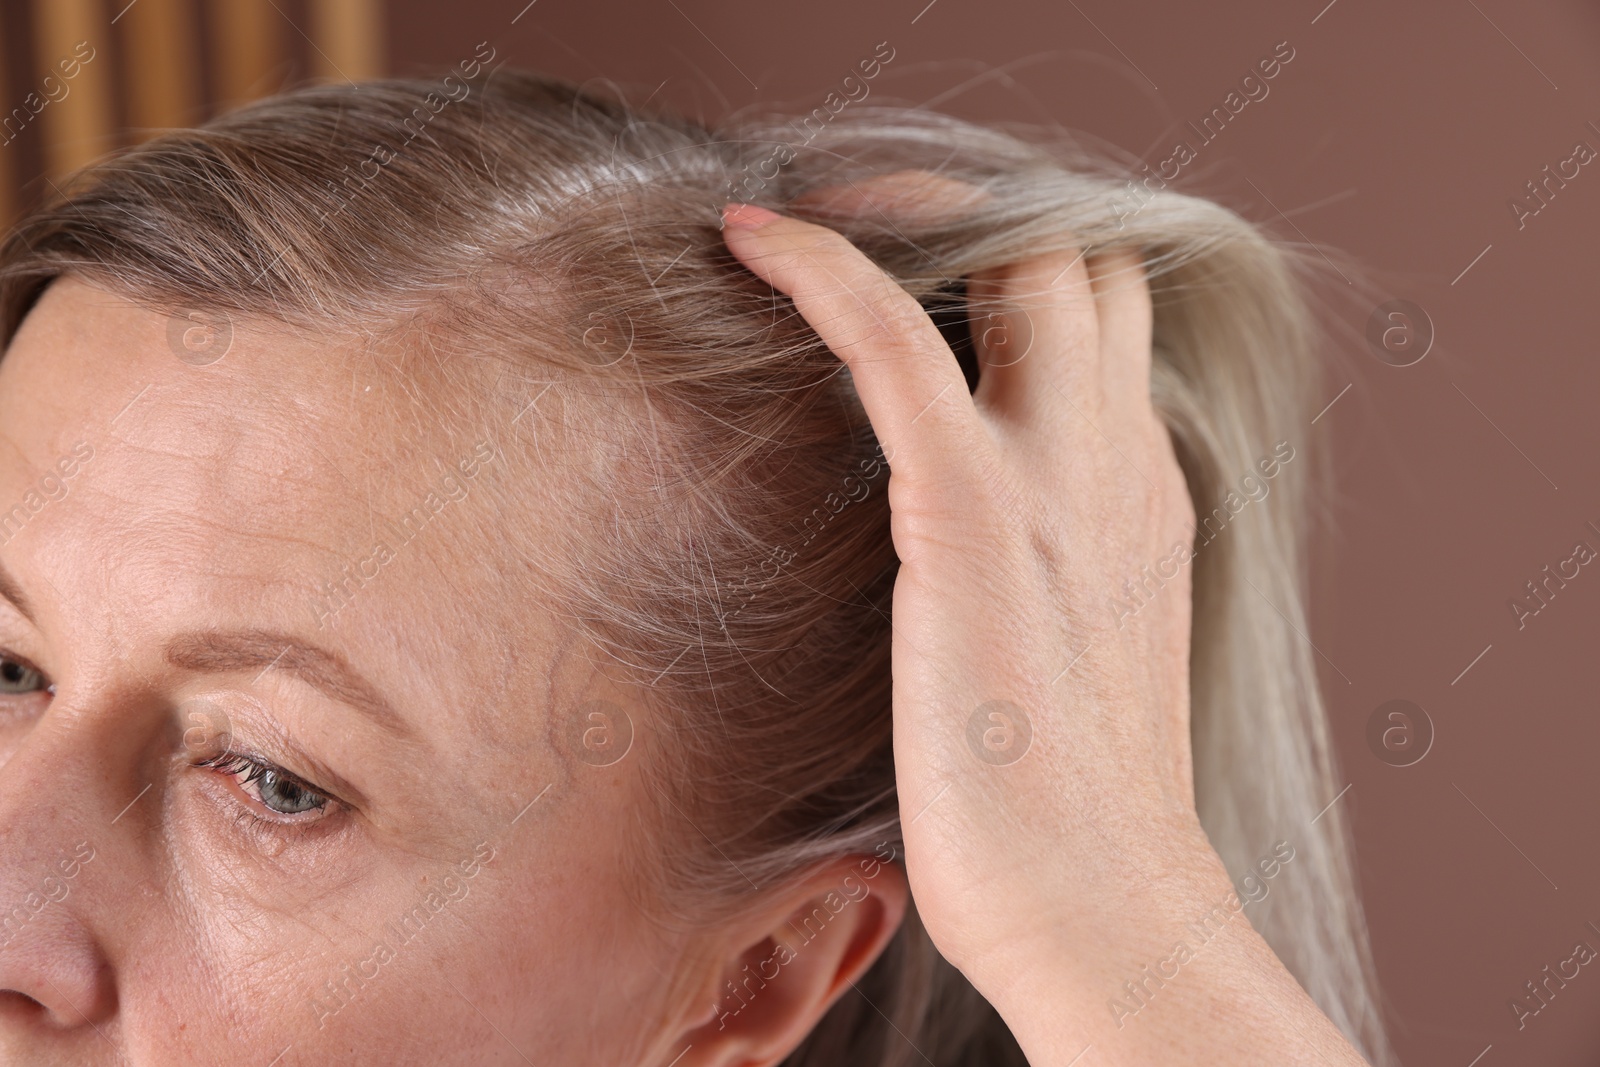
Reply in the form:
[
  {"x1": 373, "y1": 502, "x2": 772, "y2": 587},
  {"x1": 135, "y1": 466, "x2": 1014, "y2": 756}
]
[{"x1": 0, "y1": 69, "x2": 1388, "y2": 1065}]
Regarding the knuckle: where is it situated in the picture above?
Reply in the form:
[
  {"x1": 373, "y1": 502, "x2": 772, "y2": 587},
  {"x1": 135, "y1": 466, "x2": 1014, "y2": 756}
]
[{"x1": 868, "y1": 280, "x2": 937, "y2": 342}]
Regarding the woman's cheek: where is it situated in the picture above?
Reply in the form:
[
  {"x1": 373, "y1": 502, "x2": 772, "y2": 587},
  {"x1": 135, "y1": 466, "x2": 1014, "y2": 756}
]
[{"x1": 156, "y1": 795, "x2": 451, "y2": 1045}]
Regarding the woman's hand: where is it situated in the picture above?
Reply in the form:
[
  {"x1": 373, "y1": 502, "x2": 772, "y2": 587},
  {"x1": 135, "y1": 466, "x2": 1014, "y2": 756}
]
[
  {"x1": 724, "y1": 180, "x2": 1203, "y2": 955},
  {"x1": 721, "y1": 179, "x2": 1371, "y2": 1066}
]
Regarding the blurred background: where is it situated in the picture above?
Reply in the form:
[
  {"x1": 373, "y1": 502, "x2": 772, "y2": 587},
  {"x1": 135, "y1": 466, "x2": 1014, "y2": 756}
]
[{"x1": 4, "y1": 1, "x2": 1600, "y2": 1064}]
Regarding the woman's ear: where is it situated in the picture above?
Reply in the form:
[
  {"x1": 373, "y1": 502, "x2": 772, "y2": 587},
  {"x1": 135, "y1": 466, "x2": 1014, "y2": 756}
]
[{"x1": 667, "y1": 854, "x2": 909, "y2": 1067}]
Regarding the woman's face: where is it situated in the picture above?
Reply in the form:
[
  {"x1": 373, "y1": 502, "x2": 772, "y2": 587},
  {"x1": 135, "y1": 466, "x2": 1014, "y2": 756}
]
[{"x1": 0, "y1": 277, "x2": 696, "y2": 1065}]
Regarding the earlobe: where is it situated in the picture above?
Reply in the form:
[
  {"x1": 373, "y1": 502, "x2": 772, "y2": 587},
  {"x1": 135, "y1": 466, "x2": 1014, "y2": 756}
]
[{"x1": 668, "y1": 856, "x2": 909, "y2": 1067}]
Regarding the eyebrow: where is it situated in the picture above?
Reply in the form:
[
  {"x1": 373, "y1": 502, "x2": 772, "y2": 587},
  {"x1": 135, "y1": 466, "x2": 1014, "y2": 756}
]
[
  {"x1": 0, "y1": 561, "x2": 413, "y2": 741},
  {"x1": 165, "y1": 629, "x2": 417, "y2": 741},
  {"x1": 0, "y1": 561, "x2": 36, "y2": 624}
]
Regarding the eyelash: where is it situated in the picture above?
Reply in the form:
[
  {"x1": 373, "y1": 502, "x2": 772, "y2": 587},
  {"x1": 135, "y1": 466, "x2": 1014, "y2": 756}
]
[{"x1": 196, "y1": 749, "x2": 342, "y2": 831}]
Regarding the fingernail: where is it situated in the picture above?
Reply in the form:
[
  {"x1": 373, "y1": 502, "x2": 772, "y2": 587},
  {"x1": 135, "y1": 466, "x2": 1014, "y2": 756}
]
[{"x1": 722, "y1": 203, "x2": 782, "y2": 230}]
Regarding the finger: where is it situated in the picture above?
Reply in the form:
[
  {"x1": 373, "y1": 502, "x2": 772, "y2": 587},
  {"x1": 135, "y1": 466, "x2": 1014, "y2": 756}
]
[
  {"x1": 1085, "y1": 247, "x2": 1154, "y2": 418},
  {"x1": 966, "y1": 247, "x2": 1100, "y2": 427},
  {"x1": 720, "y1": 203, "x2": 989, "y2": 484}
]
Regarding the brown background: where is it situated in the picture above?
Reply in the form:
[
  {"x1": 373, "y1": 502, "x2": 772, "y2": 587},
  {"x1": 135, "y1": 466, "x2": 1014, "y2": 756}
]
[{"x1": 5, "y1": 1, "x2": 1600, "y2": 1064}]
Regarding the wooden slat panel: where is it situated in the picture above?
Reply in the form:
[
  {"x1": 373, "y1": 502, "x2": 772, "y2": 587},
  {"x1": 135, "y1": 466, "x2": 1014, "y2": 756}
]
[
  {"x1": 0, "y1": 2, "x2": 15, "y2": 230},
  {"x1": 208, "y1": 0, "x2": 284, "y2": 110},
  {"x1": 308, "y1": 0, "x2": 383, "y2": 84},
  {"x1": 121, "y1": 0, "x2": 201, "y2": 137},
  {"x1": 31, "y1": 0, "x2": 116, "y2": 180}
]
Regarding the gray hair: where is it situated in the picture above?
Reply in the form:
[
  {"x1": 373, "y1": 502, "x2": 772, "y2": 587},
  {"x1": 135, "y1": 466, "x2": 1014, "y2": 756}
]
[{"x1": 0, "y1": 67, "x2": 1390, "y2": 1066}]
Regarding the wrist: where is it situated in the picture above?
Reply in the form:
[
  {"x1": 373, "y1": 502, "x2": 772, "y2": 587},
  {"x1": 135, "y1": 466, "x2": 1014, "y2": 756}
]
[
  {"x1": 960, "y1": 825, "x2": 1235, "y2": 1008},
  {"x1": 952, "y1": 833, "x2": 1367, "y2": 1066}
]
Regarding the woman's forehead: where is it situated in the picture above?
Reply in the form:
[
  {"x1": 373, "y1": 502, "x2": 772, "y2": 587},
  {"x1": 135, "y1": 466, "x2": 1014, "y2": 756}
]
[
  {"x1": 3, "y1": 278, "x2": 504, "y2": 522},
  {"x1": 0, "y1": 277, "x2": 572, "y2": 735}
]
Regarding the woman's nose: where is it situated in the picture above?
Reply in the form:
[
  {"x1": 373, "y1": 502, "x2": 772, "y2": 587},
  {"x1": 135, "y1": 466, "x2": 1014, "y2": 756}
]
[
  {"x1": 0, "y1": 724, "x2": 118, "y2": 1034},
  {"x1": 0, "y1": 905, "x2": 116, "y2": 1028}
]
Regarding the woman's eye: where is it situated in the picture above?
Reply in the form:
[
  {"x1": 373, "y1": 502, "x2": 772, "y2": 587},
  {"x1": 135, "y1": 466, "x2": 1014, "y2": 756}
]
[
  {"x1": 250, "y1": 766, "x2": 328, "y2": 816},
  {"x1": 201, "y1": 752, "x2": 333, "y2": 819},
  {"x1": 0, "y1": 654, "x2": 47, "y2": 695}
]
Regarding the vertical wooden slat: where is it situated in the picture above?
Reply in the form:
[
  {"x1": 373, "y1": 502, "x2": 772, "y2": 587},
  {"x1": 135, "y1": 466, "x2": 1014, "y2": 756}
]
[
  {"x1": 31, "y1": 0, "x2": 116, "y2": 180},
  {"x1": 208, "y1": 0, "x2": 284, "y2": 110},
  {"x1": 308, "y1": 0, "x2": 384, "y2": 84},
  {"x1": 121, "y1": 0, "x2": 201, "y2": 136},
  {"x1": 0, "y1": 1, "x2": 44, "y2": 224},
  {"x1": 0, "y1": 3, "x2": 15, "y2": 231}
]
